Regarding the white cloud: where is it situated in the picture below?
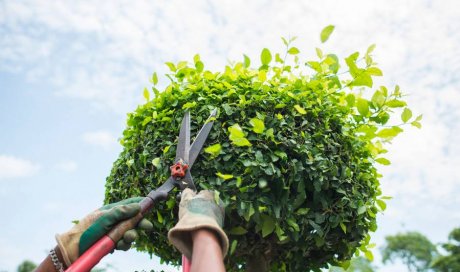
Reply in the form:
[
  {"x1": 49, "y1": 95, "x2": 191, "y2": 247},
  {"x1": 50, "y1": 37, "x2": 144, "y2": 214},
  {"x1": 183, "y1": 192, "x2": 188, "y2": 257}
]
[
  {"x1": 55, "y1": 160, "x2": 78, "y2": 172},
  {"x1": 0, "y1": 155, "x2": 40, "y2": 180},
  {"x1": 82, "y1": 130, "x2": 117, "y2": 150}
]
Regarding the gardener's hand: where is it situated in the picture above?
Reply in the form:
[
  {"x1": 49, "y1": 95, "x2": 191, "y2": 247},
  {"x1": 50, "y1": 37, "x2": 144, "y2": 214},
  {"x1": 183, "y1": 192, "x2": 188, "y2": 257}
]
[
  {"x1": 168, "y1": 188, "x2": 229, "y2": 260},
  {"x1": 55, "y1": 197, "x2": 153, "y2": 267}
]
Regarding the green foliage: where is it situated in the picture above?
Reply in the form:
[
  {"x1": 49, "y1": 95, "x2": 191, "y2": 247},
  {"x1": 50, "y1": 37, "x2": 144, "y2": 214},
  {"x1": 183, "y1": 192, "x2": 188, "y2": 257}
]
[
  {"x1": 382, "y1": 232, "x2": 437, "y2": 272},
  {"x1": 432, "y1": 228, "x2": 460, "y2": 272},
  {"x1": 329, "y1": 256, "x2": 376, "y2": 272},
  {"x1": 105, "y1": 27, "x2": 419, "y2": 271},
  {"x1": 17, "y1": 260, "x2": 36, "y2": 272}
]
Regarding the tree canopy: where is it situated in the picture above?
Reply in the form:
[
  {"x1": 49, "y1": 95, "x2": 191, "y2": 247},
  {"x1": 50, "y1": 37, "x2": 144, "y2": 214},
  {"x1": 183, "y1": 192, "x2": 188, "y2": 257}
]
[{"x1": 104, "y1": 27, "x2": 419, "y2": 271}]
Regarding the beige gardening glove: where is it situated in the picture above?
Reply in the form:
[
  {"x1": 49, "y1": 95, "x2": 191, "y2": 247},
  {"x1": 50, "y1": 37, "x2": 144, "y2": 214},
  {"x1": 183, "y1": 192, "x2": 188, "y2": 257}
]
[
  {"x1": 55, "y1": 197, "x2": 153, "y2": 266},
  {"x1": 168, "y1": 188, "x2": 229, "y2": 260}
]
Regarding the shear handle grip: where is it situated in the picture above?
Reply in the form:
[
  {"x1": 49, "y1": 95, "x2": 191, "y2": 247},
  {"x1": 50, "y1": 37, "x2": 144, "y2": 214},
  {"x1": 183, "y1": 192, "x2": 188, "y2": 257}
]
[{"x1": 66, "y1": 191, "x2": 168, "y2": 272}]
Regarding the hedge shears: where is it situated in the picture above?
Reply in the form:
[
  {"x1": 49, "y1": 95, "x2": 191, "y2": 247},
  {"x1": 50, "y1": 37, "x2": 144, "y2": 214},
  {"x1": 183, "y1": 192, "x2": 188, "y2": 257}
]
[{"x1": 66, "y1": 109, "x2": 218, "y2": 272}]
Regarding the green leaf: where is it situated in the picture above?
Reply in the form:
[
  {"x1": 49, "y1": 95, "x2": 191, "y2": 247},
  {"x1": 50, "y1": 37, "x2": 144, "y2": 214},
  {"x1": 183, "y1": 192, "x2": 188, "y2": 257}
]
[
  {"x1": 296, "y1": 208, "x2": 310, "y2": 215},
  {"x1": 386, "y1": 99, "x2": 407, "y2": 108},
  {"x1": 250, "y1": 118, "x2": 265, "y2": 134},
  {"x1": 367, "y1": 44, "x2": 376, "y2": 55},
  {"x1": 375, "y1": 157, "x2": 391, "y2": 165},
  {"x1": 152, "y1": 72, "x2": 158, "y2": 85},
  {"x1": 151, "y1": 157, "x2": 161, "y2": 168},
  {"x1": 229, "y1": 226, "x2": 248, "y2": 235},
  {"x1": 358, "y1": 206, "x2": 366, "y2": 215},
  {"x1": 288, "y1": 47, "x2": 300, "y2": 55},
  {"x1": 165, "y1": 62, "x2": 176, "y2": 72},
  {"x1": 320, "y1": 25, "x2": 335, "y2": 43},
  {"x1": 411, "y1": 121, "x2": 422, "y2": 129},
  {"x1": 126, "y1": 159, "x2": 134, "y2": 167},
  {"x1": 243, "y1": 54, "x2": 250, "y2": 68},
  {"x1": 376, "y1": 199, "x2": 387, "y2": 211},
  {"x1": 216, "y1": 172, "x2": 234, "y2": 180},
  {"x1": 157, "y1": 210, "x2": 163, "y2": 223},
  {"x1": 163, "y1": 145, "x2": 171, "y2": 154},
  {"x1": 195, "y1": 61, "x2": 204, "y2": 72},
  {"x1": 204, "y1": 143, "x2": 222, "y2": 157},
  {"x1": 182, "y1": 101, "x2": 197, "y2": 109},
  {"x1": 228, "y1": 124, "x2": 251, "y2": 147},
  {"x1": 143, "y1": 88, "x2": 150, "y2": 101},
  {"x1": 371, "y1": 90, "x2": 385, "y2": 108},
  {"x1": 340, "y1": 222, "x2": 347, "y2": 233},
  {"x1": 294, "y1": 105, "x2": 307, "y2": 115},
  {"x1": 367, "y1": 67, "x2": 383, "y2": 76},
  {"x1": 230, "y1": 240, "x2": 238, "y2": 255},
  {"x1": 364, "y1": 250, "x2": 374, "y2": 261},
  {"x1": 401, "y1": 108, "x2": 412, "y2": 123},
  {"x1": 357, "y1": 98, "x2": 369, "y2": 116},
  {"x1": 261, "y1": 215, "x2": 276, "y2": 237},
  {"x1": 376, "y1": 127, "x2": 403, "y2": 138},
  {"x1": 261, "y1": 48, "x2": 272, "y2": 66}
]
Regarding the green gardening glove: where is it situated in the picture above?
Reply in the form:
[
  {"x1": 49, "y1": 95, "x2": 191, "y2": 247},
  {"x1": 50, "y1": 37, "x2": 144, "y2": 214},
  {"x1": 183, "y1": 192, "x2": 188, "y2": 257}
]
[
  {"x1": 55, "y1": 197, "x2": 153, "y2": 266},
  {"x1": 168, "y1": 188, "x2": 229, "y2": 260}
]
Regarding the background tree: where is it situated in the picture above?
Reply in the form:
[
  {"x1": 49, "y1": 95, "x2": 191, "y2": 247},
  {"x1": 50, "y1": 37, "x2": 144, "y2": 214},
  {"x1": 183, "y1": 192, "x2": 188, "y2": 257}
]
[
  {"x1": 16, "y1": 260, "x2": 36, "y2": 272},
  {"x1": 431, "y1": 228, "x2": 460, "y2": 272},
  {"x1": 105, "y1": 26, "x2": 420, "y2": 271},
  {"x1": 382, "y1": 232, "x2": 437, "y2": 272}
]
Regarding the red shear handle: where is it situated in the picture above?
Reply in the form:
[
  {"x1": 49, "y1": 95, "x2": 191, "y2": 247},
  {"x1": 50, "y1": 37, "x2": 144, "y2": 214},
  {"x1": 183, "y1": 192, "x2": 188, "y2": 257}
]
[
  {"x1": 65, "y1": 236, "x2": 115, "y2": 272},
  {"x1": 65, "y1": 194, "x2": 167, "y2": 272}
]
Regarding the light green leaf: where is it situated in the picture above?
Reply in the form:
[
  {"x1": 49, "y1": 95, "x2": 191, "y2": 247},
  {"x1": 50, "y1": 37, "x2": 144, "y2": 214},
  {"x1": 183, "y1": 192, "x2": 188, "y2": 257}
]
[
  {"x1": 157, "y1": 210, "x2": 163, "y2": 223},
  {"x1": 152, "y1": 72, "x2": 158, "y2": 85},
  {"x1": 401, "y1": 108, "x2": 412, "y2": 123},
  {"x1": 358, "y1": 206, "x2": 366, "y2": 215},
  {"x1": 340, "y1": 222, "x2": 347, "y2": 233},
  {"x1": 163, "y1": 145, "x2": 171, "y2": 154},
  {"x1": 243, "y1": 54, "x2": 250, "y2": 68},
  {"x1": 376, "y1": 199, "x2": 387, "y2": 211},
  {"x1": 143, "y1": 88, "x2": 150, "y2": 101},
  {"x1": 165, "y1": 62, "x2": 176, "y2": 72},
  {"x1": 228, "y1": 124, "x2": 251, "y2": 147},
  {"x1": 244, "y1": 204, "x2": 255, "y2": 221},
  {"x1": 204, "y1": 143, "x2": 222, "y2": 157},
  {"x1": 411, "y1": 121, "x2": 422, "y2": 129},
  {"x1": 126, "y1": 159, "x2": 134, "y2": 167},
  {"x1": 195, "y1": 61, "x2": 204, "y2": 72},
  {"x1": 182, "y1": 101, "x2": 197, "y2": 109},
  {"x1": 357, "y1": 98, "x2": 369, "y2": 116},
  {"x1": 216, "y1": 172, "x2": 233, "y2": 180},
  {"x1": 386, "y1": 99, "x2": 407, "y2": 108},
  {"x1": 320, "y1": 25, "x2": 335, "y2": 43},
  {"x1": 294, "y1": 105, "x2": 307, "y2": 115},
  {"x1": 364, "y1": 250, "x2": 374, "y2": 261},
  {"x1": 151, "y1": 157, "x2": 161, "y2": 168},
  {"x1": 250, "y1": 118, "x2": 265, "y2": 134},
  {"x1": 230, "y1": 240, "x2": 238, "y2": 255},
  {"x1": 375, "y1": 157, "x2": 391, "y2": 165},
  {"x1": 371, "y1": 90, "x2": 385, "y2": 108},
  {"x1": 261, "y1": 48, "x2": 272, "y2": 65},
  {"x1": 367, "y1": 67, "x2": 383, "y2": 76},
  {"x1": 367, "y1": 44, "x2": 376, "y2": 55},
  {"x1": 315, "y1": 48, "x2": 323, "y2": 59},
  {"x1": 288, "y1": 47, "x2": 300, "y2": 55},
  {"x1": 376, "y1": 127, "x2": 403, "y2": 138},
  {"x1": 261, "y1": 215, "x2": 276, "y2": 237},
  {"x1": 229, "y1": 226, "x2": 248, "y2": 235}
]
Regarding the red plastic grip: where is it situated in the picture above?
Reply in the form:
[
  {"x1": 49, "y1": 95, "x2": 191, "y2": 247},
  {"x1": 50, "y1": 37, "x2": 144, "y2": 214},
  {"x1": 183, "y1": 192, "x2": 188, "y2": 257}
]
[
  {"x1": 182, "y1": 255, "x2": 191, "y2": 272},
  {"x1": 65, "y1": 236, "x2": 115, "y2": 272}
]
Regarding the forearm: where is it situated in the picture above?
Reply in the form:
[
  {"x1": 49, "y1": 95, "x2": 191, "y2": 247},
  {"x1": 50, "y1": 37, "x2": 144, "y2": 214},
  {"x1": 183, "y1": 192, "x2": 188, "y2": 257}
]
[
  {"x1": 191, "y1": 229, "x2": 225, "y2": 272},
  {"x1": 36, "y1": 246, "x2": 67, "y2": 272}
]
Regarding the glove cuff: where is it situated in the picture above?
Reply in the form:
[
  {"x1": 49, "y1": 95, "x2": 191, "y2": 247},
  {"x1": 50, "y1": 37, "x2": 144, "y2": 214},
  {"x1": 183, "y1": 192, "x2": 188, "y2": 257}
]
[
  {"x1": 168, "y1": 213, "x2": 229, "y2": 260},
  {"x1": 55, "y1": 233, "x2": 74, "y2": 267}
]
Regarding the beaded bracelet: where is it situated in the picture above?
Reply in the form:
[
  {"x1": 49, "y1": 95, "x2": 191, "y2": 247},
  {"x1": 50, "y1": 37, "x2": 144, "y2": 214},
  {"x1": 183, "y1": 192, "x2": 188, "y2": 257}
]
[{"x1": 49, "y1": 248, "x2": 65, "y2": 272}]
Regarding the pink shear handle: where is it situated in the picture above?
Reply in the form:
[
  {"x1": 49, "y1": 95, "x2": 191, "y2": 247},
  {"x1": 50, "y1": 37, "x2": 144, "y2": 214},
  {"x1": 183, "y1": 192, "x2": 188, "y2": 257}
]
[
  {"x1": 65, "y1": 236, "x2": 115, "y2": 272},
  {"x1": 182, "y1": 255, "x2": 192, "y2": 272}
]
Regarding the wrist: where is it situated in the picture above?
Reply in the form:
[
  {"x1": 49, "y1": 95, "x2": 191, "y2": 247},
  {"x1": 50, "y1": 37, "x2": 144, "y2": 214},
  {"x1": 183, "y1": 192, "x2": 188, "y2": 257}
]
[{"x1": 53, "y1": 246, "x2": 68, "y2": 270}]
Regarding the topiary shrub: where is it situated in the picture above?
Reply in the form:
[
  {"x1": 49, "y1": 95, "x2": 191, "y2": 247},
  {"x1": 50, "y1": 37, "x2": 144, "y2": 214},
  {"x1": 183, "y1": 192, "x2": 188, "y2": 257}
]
[{"x1": 105, "y1": 27, "x2": 420, "y2": 271}]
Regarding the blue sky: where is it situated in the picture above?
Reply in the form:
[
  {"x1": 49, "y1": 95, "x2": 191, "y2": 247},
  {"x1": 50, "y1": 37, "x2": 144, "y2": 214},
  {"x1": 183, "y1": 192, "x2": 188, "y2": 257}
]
[{"x1": 1, "y1": 0, "x2": 459, "y2": 271}]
